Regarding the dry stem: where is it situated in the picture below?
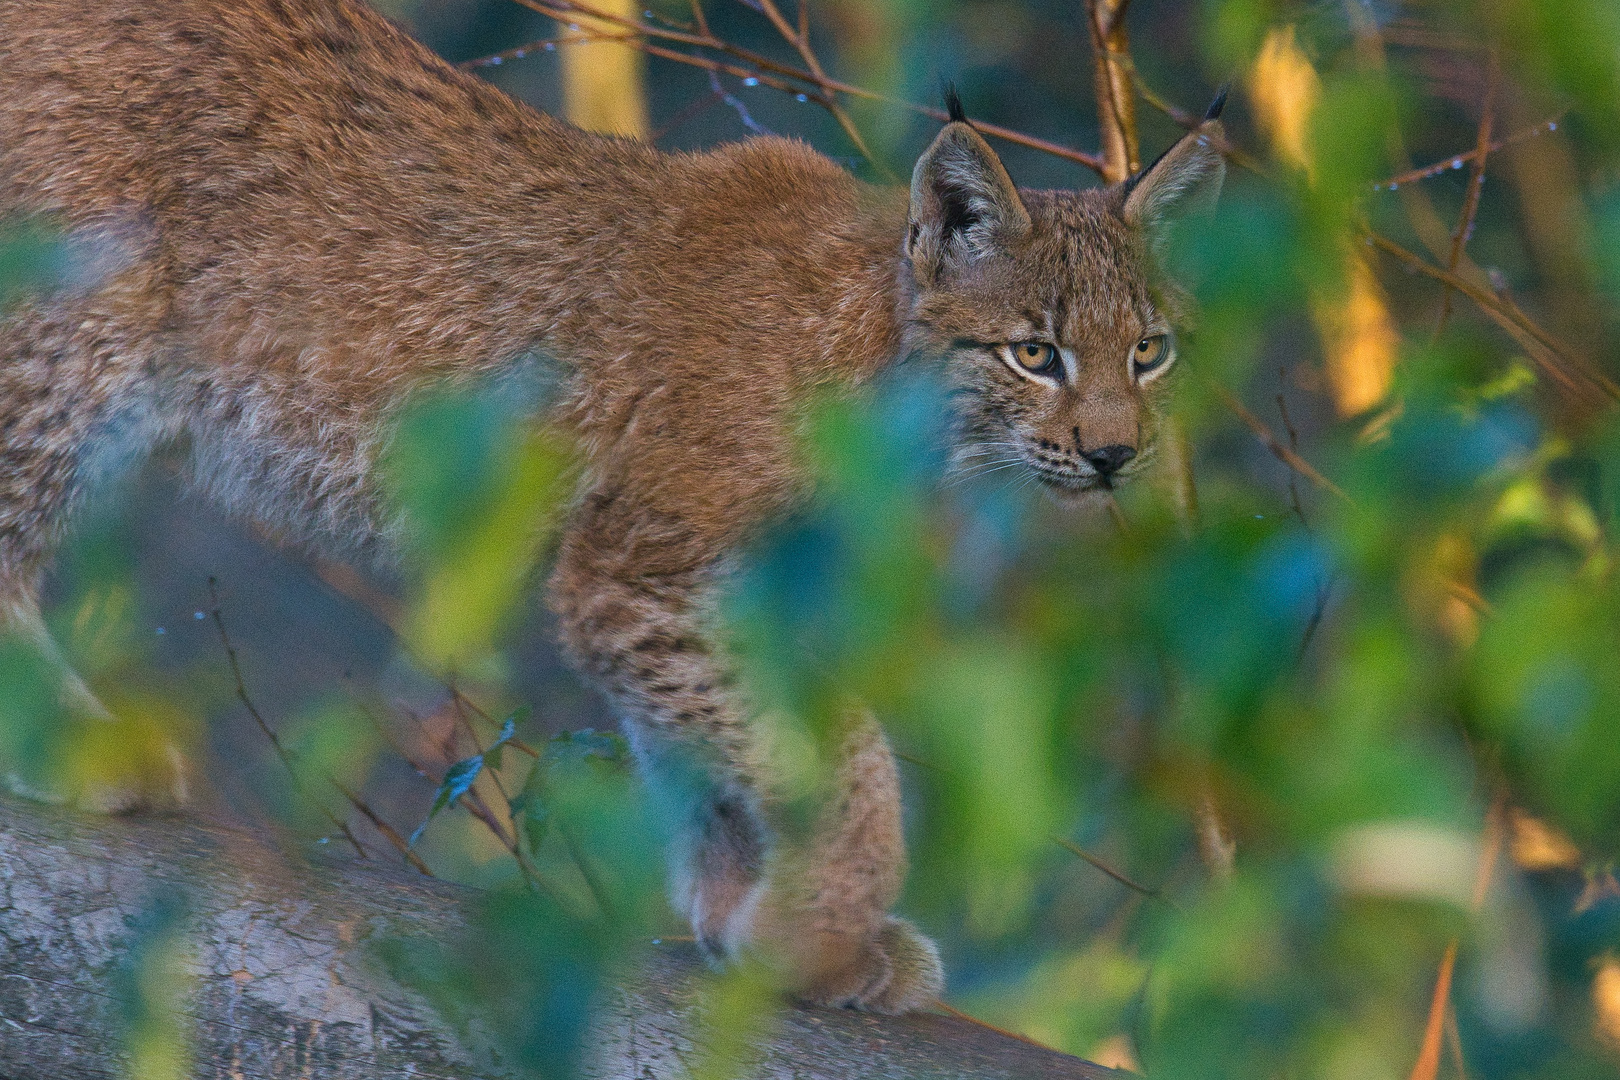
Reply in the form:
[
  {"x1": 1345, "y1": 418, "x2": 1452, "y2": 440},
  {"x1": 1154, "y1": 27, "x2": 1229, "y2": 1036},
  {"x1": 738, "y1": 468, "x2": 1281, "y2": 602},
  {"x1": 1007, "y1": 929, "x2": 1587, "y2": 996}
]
[
  {"x1": 207, "y1": 578, "x2": 380, "y2": 866},
  {"x1": 1085, "y1": 0, "x2": 1139, "y2": 182},
  {"x1": 1375, "y1": 114, "x2": 1565, "y2": 190},
  {"x1": 1054, "y1": 834, "x2": 1173, "y2": 905}
]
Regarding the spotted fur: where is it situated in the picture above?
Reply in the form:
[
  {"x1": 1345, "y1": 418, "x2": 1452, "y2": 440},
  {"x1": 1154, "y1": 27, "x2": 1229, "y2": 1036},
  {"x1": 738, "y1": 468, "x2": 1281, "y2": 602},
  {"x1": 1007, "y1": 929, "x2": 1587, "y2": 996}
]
[{"x1": 0, "y1": 0, "x2": 1222, "y2": 1011}]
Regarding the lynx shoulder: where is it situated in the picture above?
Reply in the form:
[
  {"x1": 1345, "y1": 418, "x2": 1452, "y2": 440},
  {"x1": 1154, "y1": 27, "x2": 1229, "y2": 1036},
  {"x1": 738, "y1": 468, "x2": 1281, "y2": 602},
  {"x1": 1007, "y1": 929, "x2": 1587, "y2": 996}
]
[{"x1": 0, "y1": 0, "x2": 1222, "y2": 1012}]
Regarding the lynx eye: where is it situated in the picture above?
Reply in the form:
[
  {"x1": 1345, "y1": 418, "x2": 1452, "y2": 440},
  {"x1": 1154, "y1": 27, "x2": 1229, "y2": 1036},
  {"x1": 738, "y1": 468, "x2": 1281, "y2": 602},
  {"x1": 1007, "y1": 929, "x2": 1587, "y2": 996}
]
[
  {"x1": 1006, "y1": 341, "x2": 1060, "y2": 377},
  {"x1": 1132, "y1": 334, "x2": 1171, "y2": 377}
]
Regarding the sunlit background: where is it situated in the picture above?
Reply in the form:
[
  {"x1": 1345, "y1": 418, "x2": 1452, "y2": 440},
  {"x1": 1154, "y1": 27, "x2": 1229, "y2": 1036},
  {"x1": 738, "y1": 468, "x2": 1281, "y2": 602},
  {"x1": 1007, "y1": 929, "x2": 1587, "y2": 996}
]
[{"x1": 4, "y1": 1, "x2": 1620, "y2": 1078}]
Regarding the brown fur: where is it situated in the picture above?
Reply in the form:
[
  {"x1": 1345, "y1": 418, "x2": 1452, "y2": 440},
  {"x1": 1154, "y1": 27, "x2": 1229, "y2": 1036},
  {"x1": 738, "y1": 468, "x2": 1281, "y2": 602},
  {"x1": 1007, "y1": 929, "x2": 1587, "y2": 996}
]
[{"x1": 0, "y1": 0, "x2": 1222, "y2": 1012}]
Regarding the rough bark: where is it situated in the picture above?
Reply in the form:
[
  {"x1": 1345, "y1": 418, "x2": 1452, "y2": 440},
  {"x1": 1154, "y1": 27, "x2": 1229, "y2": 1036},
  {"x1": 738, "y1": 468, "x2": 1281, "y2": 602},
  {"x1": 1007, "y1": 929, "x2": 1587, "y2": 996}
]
[{"x1": 0, "y1": 798, "x2": 1126, "y2": 1079}]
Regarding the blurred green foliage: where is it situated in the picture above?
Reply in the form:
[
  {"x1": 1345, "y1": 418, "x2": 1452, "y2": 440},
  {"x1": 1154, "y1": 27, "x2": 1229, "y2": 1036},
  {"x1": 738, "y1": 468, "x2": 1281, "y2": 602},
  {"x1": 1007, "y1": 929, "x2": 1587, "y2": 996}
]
[
  {"x1": 384, "y1": 373, "x2": 574, "y2": 675},
  {"x1": 0, "y1": 216, "x2": 69, "y2": 308},
  {"x1": 114, "y1": 889, "x2": 195, "y2": 1080}
]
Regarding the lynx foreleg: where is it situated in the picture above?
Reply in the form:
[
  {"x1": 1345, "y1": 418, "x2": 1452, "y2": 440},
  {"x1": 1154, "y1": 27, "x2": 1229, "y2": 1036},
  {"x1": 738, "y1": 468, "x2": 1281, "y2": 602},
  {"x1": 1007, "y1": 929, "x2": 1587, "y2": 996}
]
[
  {"x1": 550, "y1": 548, "x2": 769, "y2": 958},
  {"x1": 550, "y1": 500, "x2": 940, "y2": 1012},
  {"x1": 758, "y1": 712, "x2": 944, "y2": 1013}
]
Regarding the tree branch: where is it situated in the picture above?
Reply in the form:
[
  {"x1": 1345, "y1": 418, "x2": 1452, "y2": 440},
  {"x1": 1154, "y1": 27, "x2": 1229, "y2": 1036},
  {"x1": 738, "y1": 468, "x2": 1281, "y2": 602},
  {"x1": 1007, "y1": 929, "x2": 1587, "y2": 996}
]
[{"x1": 0, "y1": 797, "x2": 1126, "y2": 1079}]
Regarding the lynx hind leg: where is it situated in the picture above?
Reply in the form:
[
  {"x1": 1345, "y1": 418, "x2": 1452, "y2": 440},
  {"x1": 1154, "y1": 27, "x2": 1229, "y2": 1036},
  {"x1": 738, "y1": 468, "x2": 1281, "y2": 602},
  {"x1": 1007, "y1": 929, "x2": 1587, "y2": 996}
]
[
  {"x1": 0, "y1": 585, "x2": 189, "y2": 814},
  {"x1": 758, "y1": 712, "x2": 944, "y2": 1014},
  {"x1": 0, "y1": 307, "x2": 188, "y2": 813}
]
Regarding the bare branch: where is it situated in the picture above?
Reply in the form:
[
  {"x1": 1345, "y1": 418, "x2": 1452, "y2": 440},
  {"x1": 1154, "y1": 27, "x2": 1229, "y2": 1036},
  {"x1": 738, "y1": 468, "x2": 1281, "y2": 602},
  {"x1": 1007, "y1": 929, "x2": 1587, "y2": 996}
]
[
  {"x1": 1373, "y1": 115, "x2": 1565, "y2": 191},
  {"x1": 1364, "y1": 232, "x2": 1620, "y2": 406},
  {"x1": 1437, "y1": 53, "x2": 1499, "y2": 334},
  {"x1": 1085, "y1": 0, "x2": 1139, "y2": 182},
  {"x1": 206, "y1": 577, "x2": 372, "y2": 863},
  {"x1": 1212, "y1": 387, "x2": 1350, "y2": 502},
  {"x1": 495, "y1": 0, "x2": 1106, "y2": 172},
  {"x1": 1053, "y1": 834, "x2": 1172, "y2": 904},
  {"x1": 752, "y1": 0, "x2": 884, "y2": 172}
]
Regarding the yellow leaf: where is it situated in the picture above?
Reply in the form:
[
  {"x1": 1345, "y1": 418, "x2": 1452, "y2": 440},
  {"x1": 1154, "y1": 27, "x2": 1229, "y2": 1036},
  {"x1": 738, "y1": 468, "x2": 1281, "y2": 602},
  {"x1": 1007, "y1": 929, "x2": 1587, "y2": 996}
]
[
  {"x1": 1595, "y1": 956, "x2": 1620, "y2": 1048},
  {"x1": 1249, "y1": 25, "x2": 1320, "y2": 178},
  {"x1": 1508, "y1": 809, "x2": 1582, "y2": 872},
  {"x1": 1314, "y1": 250, "x2": 1399, "y2": 416}
]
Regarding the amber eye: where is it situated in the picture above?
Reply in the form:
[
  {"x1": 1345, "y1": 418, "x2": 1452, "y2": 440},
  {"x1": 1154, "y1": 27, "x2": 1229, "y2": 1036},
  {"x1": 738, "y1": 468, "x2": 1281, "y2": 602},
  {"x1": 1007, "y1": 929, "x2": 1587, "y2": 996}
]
[
  {"x1": 1133, "y1": 334, "x2": 1170, "y2": 376},
  {"x1": 1008, "y1": 341, "x2": 1060, "y2": 376}
]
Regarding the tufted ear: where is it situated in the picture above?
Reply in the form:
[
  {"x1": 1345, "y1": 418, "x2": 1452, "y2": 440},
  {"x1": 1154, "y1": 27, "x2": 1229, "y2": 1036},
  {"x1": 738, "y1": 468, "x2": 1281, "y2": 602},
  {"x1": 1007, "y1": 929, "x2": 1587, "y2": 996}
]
[
  {"x1": 1122, "y1": 89, "x2": 1227, "y2": 236},
  {"x1": 907, "y1": 91, "x2": 1031, "y2": 285}
]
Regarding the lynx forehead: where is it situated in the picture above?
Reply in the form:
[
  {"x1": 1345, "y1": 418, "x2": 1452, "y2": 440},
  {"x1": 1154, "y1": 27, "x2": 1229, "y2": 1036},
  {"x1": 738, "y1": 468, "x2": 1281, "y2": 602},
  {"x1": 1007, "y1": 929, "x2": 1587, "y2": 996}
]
[{"x1": 0, "y1": 0, "x2": 1223, "y2": 1015}]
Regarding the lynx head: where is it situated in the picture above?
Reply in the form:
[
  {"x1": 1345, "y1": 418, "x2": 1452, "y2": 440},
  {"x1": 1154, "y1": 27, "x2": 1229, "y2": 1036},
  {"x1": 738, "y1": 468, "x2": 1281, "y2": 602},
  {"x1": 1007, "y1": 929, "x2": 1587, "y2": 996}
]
[{"x1": 904, "y1": 90, "x2": 1226, "y2": 504}]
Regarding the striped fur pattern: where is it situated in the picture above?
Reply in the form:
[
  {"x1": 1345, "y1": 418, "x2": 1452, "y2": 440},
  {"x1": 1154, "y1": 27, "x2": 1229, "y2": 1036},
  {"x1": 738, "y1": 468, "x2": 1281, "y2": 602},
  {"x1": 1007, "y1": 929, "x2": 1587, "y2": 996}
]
[{"x1": 0, "y1": 0, "x2": 1222, "y2": 1012}]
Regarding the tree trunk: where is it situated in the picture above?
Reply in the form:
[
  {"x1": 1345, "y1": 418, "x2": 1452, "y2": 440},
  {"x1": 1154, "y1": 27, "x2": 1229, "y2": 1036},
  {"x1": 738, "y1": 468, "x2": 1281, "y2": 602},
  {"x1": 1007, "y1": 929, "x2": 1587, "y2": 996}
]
[{"x1": 0, "y1": 798, "x2": 1126, "y2": 1079}]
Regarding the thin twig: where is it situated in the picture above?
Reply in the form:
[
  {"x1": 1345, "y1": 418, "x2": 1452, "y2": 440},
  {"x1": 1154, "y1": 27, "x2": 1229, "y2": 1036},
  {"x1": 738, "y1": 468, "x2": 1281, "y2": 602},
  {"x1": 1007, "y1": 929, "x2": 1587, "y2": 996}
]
[
  {"x1": 385, "y1": 710, "x2": 568, "y2": 902},
  {"x1": 1374, "y1": 114, "x2": 1566, "y2": 191},
  {"x1": 1409, "y1": 941, "x2": 1459, "y2": 1080},
  {"x1": 1406, "y1": 797, "x2": 1504, "y2": 1080},
  {"x1": 446, "y1": 684, "x2": 540, "y2": 758},
  {"x1": 496, "y1": 0, "x2": 1107, "y2": 171},
  {"x1": 456, "y1": 32, "x2": 627, "y2": 70},
  {"x1": 332, "y1": 777, "x2": 436, "y2": 876},
  {"x1": 708, "y1": 70, "x2": 773, "y2": 136},
  {"x1": 1053, "y1": 835, "x2": 1172, "y2": 905},
  {"x1": 753, "y1": 0, "x2": 883, "y2": 172},
  {"x1": 687, "y1": 0, "x2": 710, "y2": 37},
  {"x1": 1212, "y1": 386, "x2": 1349, "y2": 501},
  {"x1": 646, "y1": 89, "x2": 722, "y2": 143},
  {"x1": 557, "y1": 821, "x2": 617, "y2": 921},
  {"x1": 1445, "y1": 1005, "x2": 1471, "y2": 1080},
  {"x1": 1297, "y1": 574, "x2": 1335, "y2": 664},
  {"x1": 1436, "y1": 53, "x2": 1498, "y2": 335},
  {"x1": 1276, "y1": 380, "x2": 1309, "y2": 529},
  {"x1": 1364, "y1": 231, "x2": 1620, "y2": 406},
  {"x1": 207, "y1": 578, "x2": 370, "y2": 861},
  {"x1": 1131, "y1": 70, "x2": 1268, "y2": 176}
]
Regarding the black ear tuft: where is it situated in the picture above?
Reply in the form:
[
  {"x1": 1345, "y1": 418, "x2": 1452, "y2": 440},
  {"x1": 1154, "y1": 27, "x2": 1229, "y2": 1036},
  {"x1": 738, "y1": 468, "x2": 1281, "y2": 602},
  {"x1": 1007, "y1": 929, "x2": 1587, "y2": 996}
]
[
  {"x1": 943, "y1": 82, "x2": 966, "y2": 124},
  {"x1": 1204, "y1": 84, "x2": 1229, "y2": 122}
]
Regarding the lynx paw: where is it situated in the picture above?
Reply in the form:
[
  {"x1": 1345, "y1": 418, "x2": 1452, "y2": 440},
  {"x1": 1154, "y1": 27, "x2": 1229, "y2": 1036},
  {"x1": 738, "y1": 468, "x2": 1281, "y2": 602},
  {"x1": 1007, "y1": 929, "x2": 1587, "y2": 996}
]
[
  {"x1": 798, "y1": 916, "x2": 944, "y2": 1015},
  {"x1": 3, "y1": 704, "x2": 191, "y2": 815},
  {"x1": 65, "y1": 744, "x2": 189, "y2": 814}
]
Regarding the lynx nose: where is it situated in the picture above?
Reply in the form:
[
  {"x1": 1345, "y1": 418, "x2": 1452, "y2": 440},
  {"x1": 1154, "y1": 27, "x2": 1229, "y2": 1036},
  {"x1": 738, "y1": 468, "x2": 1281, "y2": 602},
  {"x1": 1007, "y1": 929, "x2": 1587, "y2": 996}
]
[{"x1": 1084, "y1": 445, "x2": 1136, "y2": 476}]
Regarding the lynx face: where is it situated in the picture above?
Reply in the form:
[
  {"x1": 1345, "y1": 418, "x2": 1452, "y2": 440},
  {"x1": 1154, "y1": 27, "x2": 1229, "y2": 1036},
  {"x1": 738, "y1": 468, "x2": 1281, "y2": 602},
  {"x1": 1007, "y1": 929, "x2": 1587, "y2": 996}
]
[{"x1": 904, "y1": 110, "x2": 1224, "y2": 504}]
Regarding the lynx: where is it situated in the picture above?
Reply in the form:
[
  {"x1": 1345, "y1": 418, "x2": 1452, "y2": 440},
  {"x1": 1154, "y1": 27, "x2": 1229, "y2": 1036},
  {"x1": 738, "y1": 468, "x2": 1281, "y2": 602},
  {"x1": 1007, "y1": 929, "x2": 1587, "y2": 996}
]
[{"x1": 0, "y1": 0, "x2": 1223, "y2": 1013}]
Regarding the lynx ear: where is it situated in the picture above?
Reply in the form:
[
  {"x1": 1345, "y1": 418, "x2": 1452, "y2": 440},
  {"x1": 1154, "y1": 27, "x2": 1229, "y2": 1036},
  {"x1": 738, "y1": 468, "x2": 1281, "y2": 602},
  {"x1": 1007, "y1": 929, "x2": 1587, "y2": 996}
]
[
  {"x1": 1121, "y1": 89, "x2": 1228, "y2": 234},
  {"x1": 907, "y1": 93, "x2": 1031, "y2": 284}
]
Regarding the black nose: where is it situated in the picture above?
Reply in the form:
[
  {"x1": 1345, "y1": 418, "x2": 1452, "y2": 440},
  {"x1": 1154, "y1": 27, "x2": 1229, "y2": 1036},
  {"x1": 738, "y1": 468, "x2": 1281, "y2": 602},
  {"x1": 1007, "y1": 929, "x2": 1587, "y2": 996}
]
[{"x1": 1084, "y1": 444, "x2": 1136, "y2": 476}]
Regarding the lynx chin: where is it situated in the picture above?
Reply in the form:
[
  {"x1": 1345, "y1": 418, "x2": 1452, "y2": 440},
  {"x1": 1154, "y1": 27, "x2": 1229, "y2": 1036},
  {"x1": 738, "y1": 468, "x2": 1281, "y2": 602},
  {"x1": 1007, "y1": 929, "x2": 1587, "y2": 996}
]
[{"x1": 0, "y1": 0, "x2": 1224, "y2": 1013}]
